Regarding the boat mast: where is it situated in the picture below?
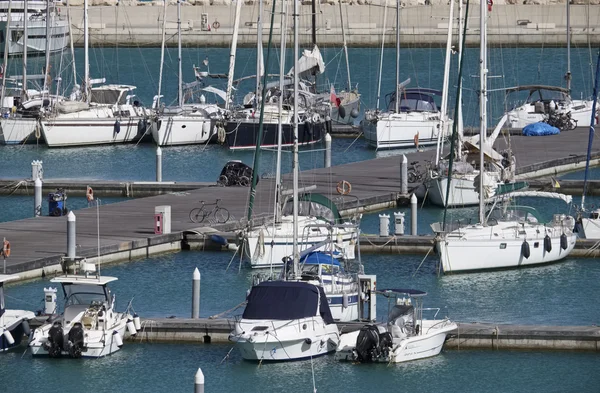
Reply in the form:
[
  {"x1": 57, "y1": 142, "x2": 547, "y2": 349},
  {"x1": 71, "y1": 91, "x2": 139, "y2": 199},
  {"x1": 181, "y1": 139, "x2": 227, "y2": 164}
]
[
  {"x1": 22, "y1": 0, "x2": 28, "y2": 100},
  {"x1": 66, "y1": 0, "x2": 77, "y2": 90},
  {"x1": 478, "y1": 0, "x2": 487, "y2": 224},
  {"x1": 338, "y1": 0, "x2": 351, "y2": 91},
  {"x1": 43, "y1": 0, "x2": 51, "y2": 95},
  {"x1": 156, "y1": 0, "x2": 168, "y2": 109},
  {"x1": 457, "y1": 0, "x2": 465, "y2": 159},
  {"x1": 394, "y1": 0, "x2": 400, "y2": 114},
  {"x1": 0, "y1": 0, "x2": 13, "y2": 107},
  {"x1": 225, "y1": 0, "x2": 242, "y2": 111},
  {"x1": 375, "y1": 0, "x2": 388, "y2": 110},
  {"x1": 256, "y1": 0, "x2": 264, "y2": 108},
  {"x1": 292, "y1": 0, "x2": 300, "y2": 278},
  {"x1": 83, "y1": 0, "x2": 90, "y2": 103},
  {"x1": 566, "y1": 0, "x2": 571, "y2": 93},
  {"x1": 177, "y1": 0, "x2": 182, "y2": 107},
  {"x1": 581, "y1": 49, "x2": 600, "y2": 211},
  {"x1": 435, "y1": 0, "x2": 454, "y2": 165},
  {"x1": 273, "y1": 0, "x2": 287, "y2": 224}
]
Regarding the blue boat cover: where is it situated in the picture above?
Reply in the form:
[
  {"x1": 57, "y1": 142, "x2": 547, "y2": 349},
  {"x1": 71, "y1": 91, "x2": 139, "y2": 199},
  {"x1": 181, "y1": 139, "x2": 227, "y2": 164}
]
[
  {"x1": 300, "y1": 252, "x2": 341, "y2": 266},
  {"x1": 243, "y1": 281, "x2": 334, "y2": 324},
  {"x1": 522, "y1": 122, "x2": 560, "y2": 136}
]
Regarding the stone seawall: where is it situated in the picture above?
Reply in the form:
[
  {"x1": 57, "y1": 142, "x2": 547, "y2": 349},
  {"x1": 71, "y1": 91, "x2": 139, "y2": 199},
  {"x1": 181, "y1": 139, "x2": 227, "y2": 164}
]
[{"x1": 63, "y1": 3, "x2": 600, "y2": 47}]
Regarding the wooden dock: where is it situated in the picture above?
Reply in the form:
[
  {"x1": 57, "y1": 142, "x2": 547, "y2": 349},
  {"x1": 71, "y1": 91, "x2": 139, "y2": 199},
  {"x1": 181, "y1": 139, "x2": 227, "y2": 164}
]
[{"x1": 1, "y1": 130, "x2": 600, "y2": 277}]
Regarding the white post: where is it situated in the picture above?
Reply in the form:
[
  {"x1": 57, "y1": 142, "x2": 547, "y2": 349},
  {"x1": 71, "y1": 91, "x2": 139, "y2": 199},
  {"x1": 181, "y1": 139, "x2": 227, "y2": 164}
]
[
  {"x1": 192, "y1": 267, "x2": 200, "y2": 319},
  {"x1": 156, "y1": 146, "x2": 162, "y2": 182},
  {"x1": 410, "y1": 193, "x2": 417, "y2": 235},
  {"x1": 34, "y1": 177, "x2": 42, "y2": 217},
  {"x1": 401, "y1": 155, "x2": 408, "y2": 194},
  {"x1": 378, "y1": 214, "x2": 389, "y2": 237},
  {"x1": 324, "y1": 133, "x2": 332, "y2": 168},
  {"x1": 67, "y1": 211, "x2": 76, "y2": 260},
  {"x1": 394, "y1": 212, "x2": 405, "y2": 235},
  {"x1": 194, "y1": 368, "x2": 205, "y2": 393}
]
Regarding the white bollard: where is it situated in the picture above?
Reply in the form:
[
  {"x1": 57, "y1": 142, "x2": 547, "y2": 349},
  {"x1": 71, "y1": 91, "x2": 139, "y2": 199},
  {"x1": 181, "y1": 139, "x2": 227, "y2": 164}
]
[
  {"x1": 67, "y1": 211, "x2": 76, "y2": 260},
  {"x1": 411, "y1": 194, "x2": 418, "y2": 236},
  {"x1": 34, "y1": 177, "x2": 42, "y2": 217},
  {"x1": 192, "y1": 267, "x2": 201, "y2": 319},
  {"x1": 156, "y1": 146, "x2": 162, "y2": 182},
  {"x1": 324, "y1": 133, "x2": 332, "y2": 168},
  {"x1": 378, "y1": 214, "x2": 390, "y2": 237},
  {"x1": 401, "y1": 155, "x2": 408, "y2": 194},
  {"x1": 31, "y1": 160, "x2": 43, "y2": 180},
  {"x1": 194, "y1": 368, "x2": 205, "y2": 393},
  {"x1": 394, "y1": 212, "x2": 405, "y2": 235}
]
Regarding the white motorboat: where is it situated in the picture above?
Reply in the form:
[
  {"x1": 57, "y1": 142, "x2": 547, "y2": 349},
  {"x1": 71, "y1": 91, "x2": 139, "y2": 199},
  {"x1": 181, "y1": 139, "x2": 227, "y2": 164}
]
[
  {"x1": 243, "y1": 193, "x2": 358, "y2": 268},
  {"x1": 0, "y1": 0, "x2": 69, "y2": 56},
  {"x1": 29, "y1": 273, "x2": 135, "y2": 358},
  {"x1": 1, "y1": 274, "x2": 35, "y2": 352},
  {"x1": 335, "y1": 289, "x2": 456, "y2": 363},
  {"x1": 229, "y1": 280, "x2": 339, "y2": 361},
  {"x1": 577, "y1": 208, "x2": 600, "y2": 239}
]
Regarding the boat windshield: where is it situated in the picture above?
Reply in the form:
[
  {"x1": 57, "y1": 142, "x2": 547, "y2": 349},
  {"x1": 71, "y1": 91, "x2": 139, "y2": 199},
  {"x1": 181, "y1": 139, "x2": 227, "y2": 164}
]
[
  {"x1": 90, "y1": 89, "x2": 127, "y2": 105},
  {"x1": 527, "y1": 89, "x2": 568, "y2": 103},
  {"x1": 388, "y1": 92, "x2": 438, "y2": 113},
  {"x1": 63, "y1": 284, "x2": 110, "y2": 307},
  {"x1": 487, "y1": 206, "x2": 541, "y2": 224}
]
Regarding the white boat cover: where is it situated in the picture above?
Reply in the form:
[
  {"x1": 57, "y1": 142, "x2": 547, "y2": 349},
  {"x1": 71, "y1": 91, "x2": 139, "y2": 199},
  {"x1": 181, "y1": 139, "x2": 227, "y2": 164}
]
[
  {"x1": 489, "y1": 191, "x2": 573, "y2": 205},
  {"x1": 56, "y1": 101, "x2": 90, "y2": 114}
]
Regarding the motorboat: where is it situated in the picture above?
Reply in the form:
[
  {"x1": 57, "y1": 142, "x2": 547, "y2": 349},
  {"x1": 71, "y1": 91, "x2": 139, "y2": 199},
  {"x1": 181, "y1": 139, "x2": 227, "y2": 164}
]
[
  {"x1": 0, "y1": 274, "x2": 35, "y2": 352},
  {"x1": 29, "y1": 272, "x2": 135, "y2": 358},
  {"x1": 229, "y1": 280, "x2": 339, "y2": 361},
  {"x1": 243, "y1": 193, "x2": 358, "y2": 268},
  {"x1": 335, "y1": 289, "x2": 456, "y2": 363}
]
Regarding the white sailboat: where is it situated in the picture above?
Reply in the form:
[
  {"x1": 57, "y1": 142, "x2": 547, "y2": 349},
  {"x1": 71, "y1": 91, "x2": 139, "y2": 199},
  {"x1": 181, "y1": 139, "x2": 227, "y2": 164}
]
[
  {"x1": 40, "y1": 0, "x2": 149, "y2": 147},
  {"x1": 0, "y1": 274, "x2": 35, "y2": 352},
  {"x1": 431, "y1": 0, "x2": 577, "y2": 274},
  {"x1": 361, "y1": 0, "x2": 452, "y2": 150},
  {"x1": 335, "y1": 289, "x2": 456, "y2": 363},
  {"x1": 229, "y1": 0, "x2": 340, "y2": 361}
]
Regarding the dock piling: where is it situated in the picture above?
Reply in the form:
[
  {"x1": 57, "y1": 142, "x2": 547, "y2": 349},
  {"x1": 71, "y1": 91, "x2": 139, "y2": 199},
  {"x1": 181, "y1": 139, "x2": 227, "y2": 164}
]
[
  {"x1": 401, "y1": 155, "x2": 407, "y2": 194},
  {"x1": 156, "y1": 146, "x2": 163, "y2": 182},
  {"x1": 31, "y1": 160, "x2": 43, "y2": 180},
  {"x1": 410, "y1": 194, "x2": 417, "y2": 235},
  {"x1": 194, "y1": 368, "x2": 205, "y2": 393},
  {"x1": 324, "y1": 133, "x2": 332, "y2": 168},
  {"x1": 34, "y1": 177, "x2": 42, "y2": 217},
  {"x1": 67, "y1": 211, "x2": 76, "y2": 261},
  {"x1": 192, "y1": 267, "x2": 201, "y2": 318},
  {"x1": 378, "y1": 214, "x2": 389, "y2": 236}
]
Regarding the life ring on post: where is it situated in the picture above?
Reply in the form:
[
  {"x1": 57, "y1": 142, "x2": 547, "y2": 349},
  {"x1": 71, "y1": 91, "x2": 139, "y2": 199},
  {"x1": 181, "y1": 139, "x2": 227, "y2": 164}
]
[
  {"x1": 2, "y1": 240, "x2": 10, "y2": 258},
  {"x1": 86, "y1": 186, "x2": 94, "y2": 202},
  {"x1": 336, "y1": 180, "x2": 352, "y2": 195},
  {"x1": 212, "y1": 21, "x2": 220, "y2": 30}
]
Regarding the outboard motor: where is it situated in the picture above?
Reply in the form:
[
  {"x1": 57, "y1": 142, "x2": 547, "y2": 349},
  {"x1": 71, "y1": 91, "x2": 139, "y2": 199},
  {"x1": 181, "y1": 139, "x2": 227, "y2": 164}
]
[
  {"x1": 46, "y1": 321, "x2": 64, "y2": 358},
  {"x1": 355, "y1": 325, "x2": 380, "y2": 362},
  {"x1": 66, "y1": 322, "x2": 85, "y2": 358}
]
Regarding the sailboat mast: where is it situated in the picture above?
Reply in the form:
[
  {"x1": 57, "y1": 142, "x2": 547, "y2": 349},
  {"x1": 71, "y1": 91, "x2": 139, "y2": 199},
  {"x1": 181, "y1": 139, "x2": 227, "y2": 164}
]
[
  {"x1": 156, "y1": 0, "x2": 168, "y2": 108},
  {"x1": 84, "y1": 0, "x2": 90, "y2": 103},
  {"x1": 66, "y1": 0, "x2": 77, "y2": 89},
  {"x1": 375, "y1": 1, "x2": 388, "y2": 109},
  {"x1": 22, "y1": 0, "x2": 28, "y2": 100},
  {"x1": 457, "y1": 0, "x2": 465, "y2": 159},
  {"x1": 274, "y1": 0, "x2": 287, "y2": 224},
  {"x1": 581, "y1": 49, "x2": 600, "y2": 211},
  {"x1": 435, "y1": 0, "x2": 454, "y2": 165},
  {"x1": 292, "y1": 0, "x2": 300, "y2": 277},
  {"x1": 338, "y1": 0, "x2": 351, "y2": 91},
  {"x1": 566, "y1": 0, "x2": 572, "y2": 92},
  {"x1": 43, "y1": 0, "x2": 51, "y2": 94},
  {"x1": 478, "y1": 0, "x2": 487, "y2": 224},
  {"x1": 0, "y1": 0, "x2": 12, "y2": 106},
  {"x1": 177, "y1": 0, "x2": 182, "y2": 107},
  {"x1": 394, "y1": 0, "x2": 400, "y2": 114},
  {"x1": 225, "y1": 0, "x2": 242, "y2": 111},
  {"x1": 256, "y1": 0, "x2": 264, "y2": 107}
]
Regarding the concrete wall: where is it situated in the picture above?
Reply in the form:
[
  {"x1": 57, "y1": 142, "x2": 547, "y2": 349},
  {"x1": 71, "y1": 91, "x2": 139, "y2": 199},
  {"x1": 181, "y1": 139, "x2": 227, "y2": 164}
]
[{"x1": 63, "y1": 3, "x2": 600, "y2": 47}]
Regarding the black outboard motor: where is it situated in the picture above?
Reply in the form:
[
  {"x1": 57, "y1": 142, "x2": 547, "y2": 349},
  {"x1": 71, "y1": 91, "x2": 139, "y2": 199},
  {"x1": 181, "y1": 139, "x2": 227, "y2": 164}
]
[
  {"x1": 46, "y1": 321, "x2": 64, "y2": 358},
  {"x1": 66, "y1": 322, "x2": 85, "y2": 358},
  {"x1": 378, "y1": 331, "x2": 393, "y2": 358},
  {"x1": 355, "y1": 325, "x2": 380, "y2": 362}
]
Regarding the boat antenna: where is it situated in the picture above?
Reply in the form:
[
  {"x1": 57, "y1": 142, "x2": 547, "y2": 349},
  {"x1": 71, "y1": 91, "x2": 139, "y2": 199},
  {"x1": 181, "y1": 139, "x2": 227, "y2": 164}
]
[{"x1": 581, "y1": 49, "x2": 600, "y2": 212}]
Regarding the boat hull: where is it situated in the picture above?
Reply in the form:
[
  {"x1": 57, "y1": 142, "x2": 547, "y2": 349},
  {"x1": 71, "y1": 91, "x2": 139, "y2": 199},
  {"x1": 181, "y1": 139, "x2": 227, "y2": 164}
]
[
  {"x1": 225, "y1": 118, "x2": 324, "y2": 150},
  {"x1": 0, "y1": 117, "x2": 40, "y2": 144},
  {"x1": 0, "y1": 19, "x2": 69, "y2": 56},
  {"x1": 151, "y1": 115, "x2": 215, "y2": 146},
  {"x1": 507, "y1": 100, "x2": 598, "y2": 129},
  {"x1": 0, "y1": 310, "x2": 35, "y2": 352}
]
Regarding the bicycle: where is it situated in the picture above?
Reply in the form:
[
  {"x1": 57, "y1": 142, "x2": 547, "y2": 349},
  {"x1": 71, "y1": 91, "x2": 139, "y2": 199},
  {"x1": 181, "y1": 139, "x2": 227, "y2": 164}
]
[
  {"x1": 407, "y1": 161, "x2": 426, "y2": 184},
  {"x1": 189, "y1": 199, "x2": 230, "y2": 224}
]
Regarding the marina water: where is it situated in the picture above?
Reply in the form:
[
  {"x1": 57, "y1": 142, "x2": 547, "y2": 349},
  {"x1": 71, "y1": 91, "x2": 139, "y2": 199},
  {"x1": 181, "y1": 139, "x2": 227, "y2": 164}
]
[{"x1": 1, "y1": 46, "x2": 599, "y2": 392}]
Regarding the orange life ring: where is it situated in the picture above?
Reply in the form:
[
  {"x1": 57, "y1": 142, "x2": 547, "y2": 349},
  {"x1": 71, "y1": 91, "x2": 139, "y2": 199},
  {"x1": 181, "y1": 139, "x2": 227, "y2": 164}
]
[
  {"x1": 212, "y1": 21, "x2": 220, "y2": 30},
  {"x1": 3, "y1": 240, "x2": 10, "y2": 258},
  {"x1": 86, "y1": 186, "x2": 94, "y2": 202},
  {"x1": 336, "y1": 180, "x2": 351, "y2": 195}
]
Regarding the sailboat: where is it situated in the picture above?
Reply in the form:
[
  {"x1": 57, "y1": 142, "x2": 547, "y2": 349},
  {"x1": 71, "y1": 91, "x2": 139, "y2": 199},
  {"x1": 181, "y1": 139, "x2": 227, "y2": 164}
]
[
  {"x1": 361, "y1": 0, "x2": 452, "y2": 150},
  {"x1": 575, "y1": 49, "x2": 600, "y2": 239},
  {"x1": 504, "y1": 0, "x2": 598, "y2": 129},
  {"x1": 150, "y1": 0, "x2": 227, "y2": 147},
  {"x1": 229, "y1": 0, "x2": 339, "y2": 361},
  {"x1": 0, "y1": 274, "x2": 35, "y2": 352},
  {"x1": 431, "y1": 0, "x2": 577, "y2": 274},
  {"x1": 40, "y1": 0, "x2": 149, "y2": 147}
]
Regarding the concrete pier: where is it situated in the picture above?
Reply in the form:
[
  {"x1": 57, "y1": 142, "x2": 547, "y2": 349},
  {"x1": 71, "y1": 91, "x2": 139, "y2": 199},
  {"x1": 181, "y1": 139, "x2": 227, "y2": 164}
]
[{"x1": 67, "y1": 4, "x2": 600, "y2": 47}]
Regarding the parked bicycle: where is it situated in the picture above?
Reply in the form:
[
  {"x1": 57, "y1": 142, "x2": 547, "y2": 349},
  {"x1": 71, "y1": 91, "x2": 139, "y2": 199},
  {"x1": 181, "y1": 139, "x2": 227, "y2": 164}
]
[
  {"x1": 407, "y1": 161, "x2": 429, "y2": 184},
  {"x1": 189, "y1": 199, "x2": 230, "y2": 223},
  {"x1": 544, "y1": 110, "x2": 577, "y2": 131}
]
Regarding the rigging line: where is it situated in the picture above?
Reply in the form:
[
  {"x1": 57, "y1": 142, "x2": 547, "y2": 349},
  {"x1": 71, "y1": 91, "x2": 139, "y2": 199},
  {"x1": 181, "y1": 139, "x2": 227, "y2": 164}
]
[{"x1": 412, "y1": 247, "x2": 432, "y2": 278}]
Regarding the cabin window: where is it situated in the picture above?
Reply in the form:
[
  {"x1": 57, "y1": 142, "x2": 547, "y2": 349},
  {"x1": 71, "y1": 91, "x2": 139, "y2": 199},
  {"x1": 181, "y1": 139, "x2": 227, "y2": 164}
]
[
  {"x1": 534, "y1": 242, "x2": 539, "y2": 248},
  {"x1": 499, "y1": 243, "x2": 507, "y2": 249}
]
